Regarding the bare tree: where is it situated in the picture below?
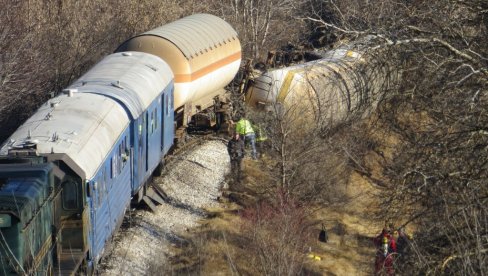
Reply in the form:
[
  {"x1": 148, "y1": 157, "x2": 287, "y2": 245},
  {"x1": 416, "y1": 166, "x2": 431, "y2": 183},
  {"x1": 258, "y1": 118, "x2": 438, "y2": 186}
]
[
  {"x1": 0, "y1": 0, "x2": 210, "y2": 143},
  {"x1": 239, "y1": 191, "x2": 313, "y2": 275},
  {"x1": 210, "y1": 0, "x2": 310, "y2": 61},
  {"x1": 244, "y1": 37, "x2": 397, "y2": 206},
  {"x1": 303, "y1": 0, "x2": 488, "y2": 274}
]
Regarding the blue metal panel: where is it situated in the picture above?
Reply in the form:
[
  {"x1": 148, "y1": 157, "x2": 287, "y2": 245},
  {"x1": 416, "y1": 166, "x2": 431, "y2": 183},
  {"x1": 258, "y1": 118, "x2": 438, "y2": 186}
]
[
  {"x1": 87, "y1": 128, "x2": 131, "y2": 264},
  {"x1": 130, "y1": 82, "x2": 174, "y2": 194},
  {"x1": 162, "y1": 84, "x2": 175, "y2": 155},
  {"x1": 146, "y1": 100, "x2": 162, "y2": 175}
]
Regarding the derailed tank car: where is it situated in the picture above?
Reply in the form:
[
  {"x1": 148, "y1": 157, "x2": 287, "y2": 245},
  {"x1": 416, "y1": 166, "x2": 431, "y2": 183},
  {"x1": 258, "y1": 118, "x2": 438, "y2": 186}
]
[
  {"x1": 245, "y1": 48, "x2": 387, "y2": 131},
  {"x1": 116, "y1": 13, "x2": 242, "y2": 133}
]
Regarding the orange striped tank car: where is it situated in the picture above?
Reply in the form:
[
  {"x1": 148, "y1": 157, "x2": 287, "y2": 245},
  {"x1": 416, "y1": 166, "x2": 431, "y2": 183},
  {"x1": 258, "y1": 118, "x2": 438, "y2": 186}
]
[{"x1": 116, "y1": 13, "x2": 242, "y2": 129}]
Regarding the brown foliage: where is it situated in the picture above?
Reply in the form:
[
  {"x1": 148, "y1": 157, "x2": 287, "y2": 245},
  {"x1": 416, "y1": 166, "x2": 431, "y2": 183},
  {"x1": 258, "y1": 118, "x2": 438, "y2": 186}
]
[{"x1": 239, "y1": 190, "x2": 314, "y2": 275}]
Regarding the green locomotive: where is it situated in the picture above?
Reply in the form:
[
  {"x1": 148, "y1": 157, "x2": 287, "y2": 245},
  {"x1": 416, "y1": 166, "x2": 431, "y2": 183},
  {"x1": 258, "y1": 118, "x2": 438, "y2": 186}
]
[{"x1": 0, "y1": 158, "x2": 61, "y2": 275}]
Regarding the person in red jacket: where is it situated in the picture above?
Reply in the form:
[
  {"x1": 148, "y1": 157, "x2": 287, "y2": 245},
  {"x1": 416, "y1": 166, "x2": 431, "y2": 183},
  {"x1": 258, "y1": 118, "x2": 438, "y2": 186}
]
[{"x1": 373, "y1": 228, "x2": 397, "y2": 275}]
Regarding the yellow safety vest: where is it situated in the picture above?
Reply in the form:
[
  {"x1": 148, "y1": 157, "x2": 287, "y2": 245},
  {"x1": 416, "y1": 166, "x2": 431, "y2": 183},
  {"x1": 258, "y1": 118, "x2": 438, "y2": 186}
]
[
  {"x1": 236, "y1": 119, "x2": 254, "y2": 135},
  {"x1": 254, "y1": 125, "x2": 268, "y2": 142}
]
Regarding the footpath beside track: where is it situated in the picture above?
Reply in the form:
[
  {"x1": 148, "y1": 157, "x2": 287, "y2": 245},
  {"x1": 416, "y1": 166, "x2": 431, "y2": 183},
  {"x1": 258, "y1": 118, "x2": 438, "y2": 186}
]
[{"x1": 99, "y1": 139, "x2": 229, "y2": 275}]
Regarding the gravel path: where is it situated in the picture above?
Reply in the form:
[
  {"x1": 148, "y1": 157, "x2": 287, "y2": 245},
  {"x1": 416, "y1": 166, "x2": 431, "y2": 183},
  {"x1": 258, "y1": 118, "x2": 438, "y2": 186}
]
[{"x1": 99, "y1": 140, "x2": 229, "y2": 275}]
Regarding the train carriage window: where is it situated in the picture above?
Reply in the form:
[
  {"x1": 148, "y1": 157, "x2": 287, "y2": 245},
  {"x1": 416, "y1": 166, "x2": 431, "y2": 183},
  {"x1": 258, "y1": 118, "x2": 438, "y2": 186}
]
[
  {"x1": 119, "y1": 143, "x2": 123, "y2": 171},
  {"x1": 122, "y1": 136, "x2": 129, "y2": 165},
  {"x1": 62, "y1": 179, "x2": 79, "y2": 210},
  {"x1": 151, "y1": 110, "x2": 154, "y2": 133},
  {"x1": 90, "y1": 180, "x2": 98, "y2": 209},
  {"x1": 104, "y1": 166, "x2": 108, "y2": 184},
  {"x1": 118, "y1": 144, "x2": 121, "y2": 173},
  {"x1": 111, "y1": 157, "x2": 116, "y2": 179},
  {"x1": 166, "y1": 94, "x2": 170, "y2": 116},
  {"x1": 154, "y1": 109, "x2": 158, "y2": 130},
  {"x1": 98, "y1": 187, "x2": 102, "y2": 207},
  {"x1": 100, "y1": 172, "x2": 106, "y2": 205},
  {"x1": 121, "y1": 138, "x2": 126, "y2": 166},
  {"x1": 149, "y1": 110, "x2": 154, "y2": 134}
]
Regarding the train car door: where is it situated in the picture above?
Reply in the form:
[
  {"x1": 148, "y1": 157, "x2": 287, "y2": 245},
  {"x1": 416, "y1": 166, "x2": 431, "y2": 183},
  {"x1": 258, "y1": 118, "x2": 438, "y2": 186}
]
[
  {"x1": 132, "y1": 114, "x2": 149, "y2": 193},
  {"x1": 138, "y1": 114, "x2": 147, "y2": 180},
  {"x1": 58, "y1": 175, "x2": 86, "y2": 273},
  {"x1": 161, "y1": 87, "x2": 175, "y2": 155},
  {"x1": 146, "y1": 102, "x2": 163, "y2": 172}
]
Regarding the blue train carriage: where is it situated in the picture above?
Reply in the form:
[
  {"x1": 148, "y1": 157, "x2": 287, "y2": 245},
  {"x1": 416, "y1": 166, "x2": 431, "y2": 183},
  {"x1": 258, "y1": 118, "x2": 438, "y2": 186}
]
[
  {"x1": 67, "y1": 51, "x2": 175, "y2": 197},
  {"x1": 66, "y1": 51, "x2": 174, "y2": 269},
  {"x1": 0, "y1": 51, "x2": 174, "y2": 274},
  {"x1": 0, "y1": 90, "x2": 130, "y2": 275}
]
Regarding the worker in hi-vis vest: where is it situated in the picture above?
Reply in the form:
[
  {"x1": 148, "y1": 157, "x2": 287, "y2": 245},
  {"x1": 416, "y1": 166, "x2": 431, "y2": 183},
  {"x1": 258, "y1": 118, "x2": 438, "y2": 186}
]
[{"x1": 235, "y1": 116, "x2": 257, "y2": 159}]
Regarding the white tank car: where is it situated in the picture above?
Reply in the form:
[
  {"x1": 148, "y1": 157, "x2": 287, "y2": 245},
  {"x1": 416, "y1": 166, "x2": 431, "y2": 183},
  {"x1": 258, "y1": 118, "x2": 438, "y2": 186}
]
[
  {"x1": 116, "y1": 13, "x2": 242, "y2": 126},
  {"x1": 246, "y1": 48, "x2": 386, "y2": 130}
]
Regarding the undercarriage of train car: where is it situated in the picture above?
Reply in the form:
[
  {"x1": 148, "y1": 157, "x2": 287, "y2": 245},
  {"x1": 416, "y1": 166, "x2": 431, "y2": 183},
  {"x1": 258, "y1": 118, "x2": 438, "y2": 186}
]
[{"x1": 175, "y1": 93, "x2": 232, "y2": 141}]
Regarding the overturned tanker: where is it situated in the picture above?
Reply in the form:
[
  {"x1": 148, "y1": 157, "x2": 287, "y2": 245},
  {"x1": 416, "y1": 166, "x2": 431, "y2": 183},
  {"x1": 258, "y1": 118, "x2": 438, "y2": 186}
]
[{"x1": 245, "y1": 42, "x2": 395, "y2": 132}]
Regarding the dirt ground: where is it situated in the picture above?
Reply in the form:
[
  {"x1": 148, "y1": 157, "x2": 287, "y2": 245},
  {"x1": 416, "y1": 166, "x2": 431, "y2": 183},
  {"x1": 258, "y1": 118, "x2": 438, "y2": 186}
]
[
  {"x1": 306, "y1": 172, "x2": 383, "y2": 275},
  {"x1": 170, "y1": 157, "x2": 388, "y2": 275}
]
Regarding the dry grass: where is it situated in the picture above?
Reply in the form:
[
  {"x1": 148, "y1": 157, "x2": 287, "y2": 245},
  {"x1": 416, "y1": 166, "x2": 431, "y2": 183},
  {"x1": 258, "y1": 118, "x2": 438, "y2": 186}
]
[
  {"x1": 306, "y1": 172, "x2": 382, "y2": 275},
  {"x1": 164, "y1": 151, "x2": 395, "y2": 275},
  {"x1": 157, "y1": 108, "x2": 426, "y2": 276}
]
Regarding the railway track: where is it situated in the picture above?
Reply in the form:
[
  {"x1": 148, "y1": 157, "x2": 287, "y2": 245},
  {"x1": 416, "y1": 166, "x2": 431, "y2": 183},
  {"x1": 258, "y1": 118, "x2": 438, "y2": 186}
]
[{"x1": 98, "y1": 138, "x2": 230, "y2": 275}]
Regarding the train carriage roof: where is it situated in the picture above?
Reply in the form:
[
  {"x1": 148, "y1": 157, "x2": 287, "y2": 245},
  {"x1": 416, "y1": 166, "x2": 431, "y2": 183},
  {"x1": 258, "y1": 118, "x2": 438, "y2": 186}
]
[
  {"x1": 69, "y1": 52, "x2": 173, "y2": 119},
  {"x1": 139, "y1": 13, "x2": 238, "y2": 60},
  {"x1": 0, "y1": 93, "x2": 129, "y2": 180},
  {"x1": 0, "y1": 52, "x2": 172, "y2": 180}
]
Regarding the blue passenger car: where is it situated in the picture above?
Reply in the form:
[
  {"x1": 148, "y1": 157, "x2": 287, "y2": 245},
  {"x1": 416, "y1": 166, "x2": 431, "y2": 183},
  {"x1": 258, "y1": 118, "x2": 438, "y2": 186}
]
[
  {"x1": 0, "y1": 52, "x2": 174, "y2": 273},
  {"x1": 68, "y1": 52, "x2": 174, "y2": 195},
  {"x1": 0, "y1": 13, "x2": 240, "y2": 275},
  {"x1": 66, "y1": 52, "x2": 174, "y2": 266}
]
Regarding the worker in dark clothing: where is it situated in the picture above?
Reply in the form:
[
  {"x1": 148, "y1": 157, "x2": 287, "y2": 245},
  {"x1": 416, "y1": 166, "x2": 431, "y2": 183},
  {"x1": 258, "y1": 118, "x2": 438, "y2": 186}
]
[
  {"x1": 227, "y1": 133, "x2": 245, "y2": 182},
  {"x1": 395, "y1": 227, "x2": 412, "y2": 256}
]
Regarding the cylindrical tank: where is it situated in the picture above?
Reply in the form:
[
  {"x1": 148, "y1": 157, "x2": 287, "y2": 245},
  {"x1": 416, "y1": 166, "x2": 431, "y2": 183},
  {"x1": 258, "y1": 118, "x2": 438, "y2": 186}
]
[
  {"x1": 245, "y1": 49, "x2": 386, "y2": 130},
  {"x1": 116, "y1": 14, "x2": 242, "y2": 111}
]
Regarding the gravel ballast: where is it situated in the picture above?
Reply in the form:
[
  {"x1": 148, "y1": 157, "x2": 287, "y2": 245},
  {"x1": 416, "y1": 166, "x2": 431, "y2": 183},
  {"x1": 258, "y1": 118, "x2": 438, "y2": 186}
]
[{"x1": 99, "y1": 140, "x2": 229, "y2": 275}]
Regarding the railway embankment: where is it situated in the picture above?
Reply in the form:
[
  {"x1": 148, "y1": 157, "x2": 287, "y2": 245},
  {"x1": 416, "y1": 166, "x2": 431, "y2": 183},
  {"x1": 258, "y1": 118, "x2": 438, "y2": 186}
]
[
  {"x1": 98, "y1": 136, "x2": 386, "y2": 275},
  {"x1": 99, "y1": 139, "x2": 229, "y2": 275}
]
